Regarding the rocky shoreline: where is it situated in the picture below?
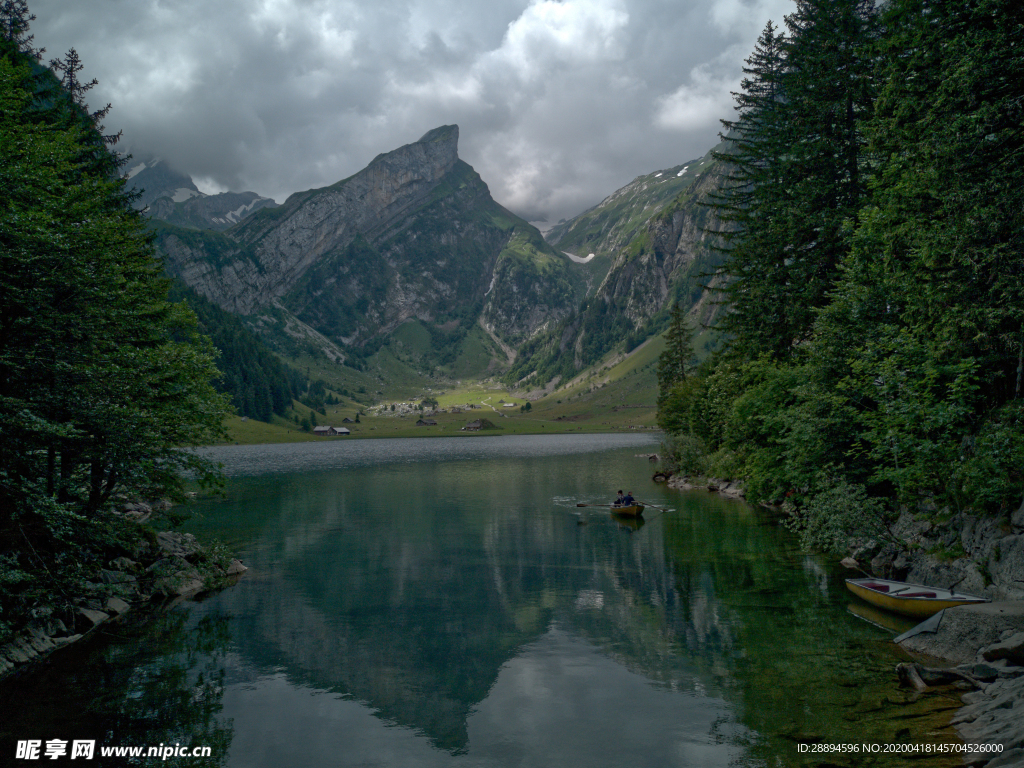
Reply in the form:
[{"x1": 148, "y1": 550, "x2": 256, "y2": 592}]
[
  {"x1": 852, "y1": 504, "x2": 1024, "y2": 765},
  {"x1": 897, "y1": 604, "x2": 1024, "y2": 767},
  {"x1": 0, "y1": 501, "x2": 246, "y2": 682}
]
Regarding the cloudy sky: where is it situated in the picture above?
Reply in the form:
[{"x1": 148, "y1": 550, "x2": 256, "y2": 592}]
[{"x1": 28, "y1": 0, "x2": 792, "y2": 225}]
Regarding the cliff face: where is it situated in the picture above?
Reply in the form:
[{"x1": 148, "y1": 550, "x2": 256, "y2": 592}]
[
  {"x1": 155, "y1": 126, "x2": 582, "y2": 362},
  {"x1": 595, "y1": 161, "x2": 730, "y2": 332},
  {"x1": 508, "y1": 147, "x2": 731, "y2": 385},
  {"x1": 546, "y1": 154, "x2": 710, "y2": 295}
]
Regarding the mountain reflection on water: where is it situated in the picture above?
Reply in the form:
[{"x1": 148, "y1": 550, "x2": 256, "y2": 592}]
[{"x1": 0, "y1": 435, "x2": 963, "y2": 767}]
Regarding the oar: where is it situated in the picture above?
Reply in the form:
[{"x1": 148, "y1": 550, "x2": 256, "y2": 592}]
[
  {"x1": 635, "y1": 500, "x2": 673, "y2": 520},
  {"x1": 576, "y1": 503, "x2": 616, "y2": 507}
]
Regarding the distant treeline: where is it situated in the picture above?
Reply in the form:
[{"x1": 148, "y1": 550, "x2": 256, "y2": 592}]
[
  {"x1": 167, "y1": 282, "x2": 306, "y2": 422},
  {"x1": 658, "y1": 0, "x2": 1024, "y2": 551}
]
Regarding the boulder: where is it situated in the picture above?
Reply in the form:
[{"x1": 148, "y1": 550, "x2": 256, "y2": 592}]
[
  {"x1": 957, "y1": 662, "x2": 1006, "y2": 683},
  {"x1": 1, "y1": 641, "x2": 32, "y2": 664},
  {"x1": 986, "y1": 748, "x2": 1024, "y2": 768},
  {"x1": 983, "y1": 632, "x2": 1024, "y2": 665},
  {"x1": 225, "y1": 560, "x2": 248, "y2": 576},
  {"x1": 902, "y1": 555, "x2": 990, "y2": 600},
  {"x1": 1013, "y1": 499, "x2": 1024, "y2": 534},
  {"x1": 75, "y1": 607, "x2": 110, "y2": 632},
  {"x1": 957, "y1": 703, "x2": 1024, "y2": 753},
  {"x1": 148, "y1": 557, "x2": 204, "y2": 597},
  {"x1": 104, "y1": 597, "x2": 131, "y2": 616},
  {"x1": 719, "y1": 482, "x2": 746, "y2": 499},
  {"x1": 898, "y1": 602, "x2": 1024, "y2": 664},
  {"x1": 24, "y1": 628, "x2": 56, "y2": 654},
  {"x1": 119, "y1": 501, "x2": 153, "y2": 523},
  {"x1": 156, "y1": 531, "x2": 200, "y2": 559},
  {"x1": 109, "y1": 556, "x2": 139, "y2": 572},
  {"x1": 989, "y1": 536, "x2": 1024, "y2": 601},
  {"x1": 100, "y1": 569, "x2": 126, "y2": 584},
  {"x1": 27, "y1": 616, "x2": 68, "y2": 639}
]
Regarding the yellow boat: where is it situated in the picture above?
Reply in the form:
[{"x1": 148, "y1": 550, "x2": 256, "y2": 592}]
[
  {"x1": 845, "y1": 577, "x2": 989, "y2": 619},
  {"x1": 610, "y1": 503, "x2": 645, "y2": 518}
]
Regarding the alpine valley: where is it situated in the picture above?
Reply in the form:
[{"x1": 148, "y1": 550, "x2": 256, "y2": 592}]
[{"x1": 140, "y1": 124, "x2": 729, "y2": 429}]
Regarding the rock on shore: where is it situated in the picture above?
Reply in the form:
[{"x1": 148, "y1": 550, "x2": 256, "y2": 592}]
[{"x1": 666, "y1": 474, "x2": 746, "y2": 499}]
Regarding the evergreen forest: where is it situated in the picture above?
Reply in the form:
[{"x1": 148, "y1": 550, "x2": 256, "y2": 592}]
[
  {"x1": 657, "y1": 0, "x2": 1024, "y2": 550},
  {"x1": 0, "y1": 5, "x2": 230, "y2": 637},
  {"x1": 167, "y1": 281, "x2": 306, "y2": 422}
]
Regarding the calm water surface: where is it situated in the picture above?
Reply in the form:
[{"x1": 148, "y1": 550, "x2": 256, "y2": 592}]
[{"x1": 1, "y1": 434, "x2": 963, "y2": 767}]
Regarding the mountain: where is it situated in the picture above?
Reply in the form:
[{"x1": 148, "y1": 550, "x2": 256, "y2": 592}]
[
  {"x1": 545, "y1": 154, "x2": 710, "y2": 295},
  {"x1": 126, "y1": 157, "x2": 279, "y2": 231},
  {"x1": 153, "y1": 126, "x2": 584, "y2": 377},
  {"x1": 508, "y1": 142, "x2": 732, "y2": 389}
]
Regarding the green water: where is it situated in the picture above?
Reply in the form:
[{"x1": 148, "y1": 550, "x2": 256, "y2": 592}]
[{"x1": 0, "y1": 435, "x2": 962, "y2": 767}]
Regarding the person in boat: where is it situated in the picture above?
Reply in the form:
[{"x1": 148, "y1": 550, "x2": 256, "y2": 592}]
[
  {"x1": 614, "y1": 490, "x2": 625, "y2": 506},
  {"x1": 622, "y1": 491, "x2": 636, "y2": 506}
]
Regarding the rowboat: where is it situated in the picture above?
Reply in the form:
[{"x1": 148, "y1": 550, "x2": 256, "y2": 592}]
[
  {"x1": 610, "y1": 503, "x2": 644, "y2": 517},
  {"x1": 845, "y1": 577, "x2": 989, "y2": 619}
]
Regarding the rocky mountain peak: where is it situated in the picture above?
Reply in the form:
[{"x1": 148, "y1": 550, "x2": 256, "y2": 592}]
[
  {"x1": 356, "y1": 124, "x2": 461, "y2": 199},
  {"x1": 417, "y1": 124, "x2": 459, "y2": 146}
]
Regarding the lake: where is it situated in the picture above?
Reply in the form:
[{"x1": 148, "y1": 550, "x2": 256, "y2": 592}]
[{"x1": 0, "y1": 434, "x2": 963, "y2": 766}]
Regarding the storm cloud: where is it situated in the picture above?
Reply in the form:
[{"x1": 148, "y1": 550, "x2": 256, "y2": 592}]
[{"x1": 29, "y1": 0, "x2": 792, "y2": 225}]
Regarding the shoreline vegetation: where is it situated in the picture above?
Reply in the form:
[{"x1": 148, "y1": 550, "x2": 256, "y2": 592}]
[{"x1": 0, "y1": 502, "x2": 246, "y2": 681}]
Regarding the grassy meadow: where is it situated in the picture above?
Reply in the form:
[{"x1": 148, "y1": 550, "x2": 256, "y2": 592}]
[{"x1": 218, "y1": 330, "x2": 665, "y2": 445}]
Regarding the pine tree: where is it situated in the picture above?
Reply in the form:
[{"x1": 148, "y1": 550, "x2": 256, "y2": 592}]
[
  {"x1": 655, "y1": 301, "x2": 700, "y2": 438},
  {"x1": 711, "y1": 1, "x2": 877, "y2": 360},
  {"x1": 0, "y1": 0, "x2": 40, "y2": 59},
  {"x1": 657, "y1": 302, "x2": 694, "y2": 396},
  {"x1": 778, "y1": 0, "x2": 876, "y2": 320},
  {"x1": 710, "y1": 20, "x2": 792, "y2": 359}
]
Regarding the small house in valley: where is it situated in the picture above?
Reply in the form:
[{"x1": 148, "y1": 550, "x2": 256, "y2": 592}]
[{"x1": 313, "y1": 426, "x2": 351, "y2": 436}]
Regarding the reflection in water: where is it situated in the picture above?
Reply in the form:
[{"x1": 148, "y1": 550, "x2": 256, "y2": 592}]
[
  {"x1": 0, "y1": 611, "x2": 232, "y2": 768},
  {"x1": 1, "y1": 435, "x2": 964, "y2": 766}
]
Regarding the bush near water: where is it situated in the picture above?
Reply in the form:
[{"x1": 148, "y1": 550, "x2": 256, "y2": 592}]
[{"x1": 656, "y1": 0, "x2": 1024, "y2": 551}]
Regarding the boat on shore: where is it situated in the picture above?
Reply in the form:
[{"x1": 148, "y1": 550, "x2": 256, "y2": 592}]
[
  {"x1": 845, "y1": 577, "x2": 989, "y2": 619},
  {"x1": 610, "y1": 503, "x2": 644, "y2": 518}
]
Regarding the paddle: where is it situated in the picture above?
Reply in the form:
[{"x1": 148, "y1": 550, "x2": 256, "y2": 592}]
[{"x1": 634, "y1": 500, "x2": 673, "y2": 520}]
